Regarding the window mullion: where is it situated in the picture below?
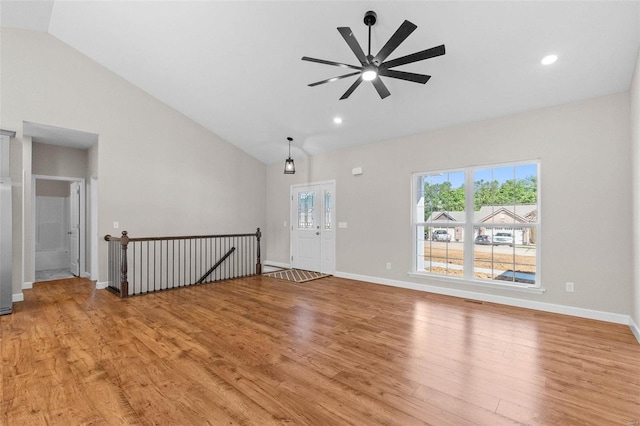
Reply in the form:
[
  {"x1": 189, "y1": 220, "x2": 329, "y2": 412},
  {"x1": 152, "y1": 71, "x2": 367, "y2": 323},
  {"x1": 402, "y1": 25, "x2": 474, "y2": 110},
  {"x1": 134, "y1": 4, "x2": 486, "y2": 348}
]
[{"x1": 463, "y1": 168, "x2": 475, "y2": 280}]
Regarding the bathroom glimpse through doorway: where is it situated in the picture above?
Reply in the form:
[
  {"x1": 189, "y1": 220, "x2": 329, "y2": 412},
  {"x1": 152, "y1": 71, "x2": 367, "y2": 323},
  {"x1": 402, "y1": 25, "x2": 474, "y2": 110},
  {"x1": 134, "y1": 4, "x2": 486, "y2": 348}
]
[{"x1": 33, "y1": 176, "x2": 86, "y2": 283}]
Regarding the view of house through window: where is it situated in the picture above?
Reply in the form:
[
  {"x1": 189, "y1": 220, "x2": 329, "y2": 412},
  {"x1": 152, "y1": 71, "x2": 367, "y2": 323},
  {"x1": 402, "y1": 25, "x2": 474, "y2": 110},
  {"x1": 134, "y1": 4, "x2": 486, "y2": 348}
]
[{"x1": 414, "y1": 162, "x2": 539, "y2": 287}]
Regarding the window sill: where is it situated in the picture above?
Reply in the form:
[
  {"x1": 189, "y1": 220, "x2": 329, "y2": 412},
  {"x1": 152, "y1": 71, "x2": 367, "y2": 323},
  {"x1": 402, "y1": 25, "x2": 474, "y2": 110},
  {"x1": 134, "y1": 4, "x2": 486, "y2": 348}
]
[{"x1": 407, "y1": 272, "x2": 547, "y2": 295}]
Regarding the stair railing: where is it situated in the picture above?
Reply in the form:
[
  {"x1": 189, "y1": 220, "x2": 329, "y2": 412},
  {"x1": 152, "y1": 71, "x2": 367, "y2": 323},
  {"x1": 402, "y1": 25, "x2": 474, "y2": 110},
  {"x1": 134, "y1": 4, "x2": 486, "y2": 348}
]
[{"x1": 104, "y1": 228, "x2": 262, "y2": 297}]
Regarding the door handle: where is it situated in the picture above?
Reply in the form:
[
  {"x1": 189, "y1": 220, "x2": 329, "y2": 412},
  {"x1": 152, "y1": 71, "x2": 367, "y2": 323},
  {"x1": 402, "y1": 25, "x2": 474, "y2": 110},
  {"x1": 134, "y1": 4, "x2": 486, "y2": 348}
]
[{"x1": 315, "y1": 232, "x2": 320, "y2": 235}]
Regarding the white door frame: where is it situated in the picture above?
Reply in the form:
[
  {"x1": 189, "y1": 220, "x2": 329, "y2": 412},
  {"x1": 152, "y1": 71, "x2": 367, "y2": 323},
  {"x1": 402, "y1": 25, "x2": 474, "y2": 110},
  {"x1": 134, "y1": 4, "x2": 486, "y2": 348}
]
[
  {"x1": 32, "y1": 175, "x2": 86, "y2": 280},
  {"x1": 90, "y1": 177, "x2": 99, "y2": 282},
  {"x1": 69, "y1": 181, "x2": 81, "y2": 276},
  {"x1": 290, "y1": 180, "x2": 336, "y2": 274}
]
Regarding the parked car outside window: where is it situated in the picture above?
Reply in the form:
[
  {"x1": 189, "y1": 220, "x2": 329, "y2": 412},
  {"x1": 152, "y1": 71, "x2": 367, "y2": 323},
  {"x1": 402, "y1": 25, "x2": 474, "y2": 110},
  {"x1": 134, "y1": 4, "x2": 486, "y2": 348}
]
[
  {"x1": 432, "y1": 230, "x2": 451, "y2": 242},
  {"x1": 493, "y1": 232, "x2": 514, "y2": 246},
  {"x1": 475, "y1": 235, "x2": 491, "y2": 245}
]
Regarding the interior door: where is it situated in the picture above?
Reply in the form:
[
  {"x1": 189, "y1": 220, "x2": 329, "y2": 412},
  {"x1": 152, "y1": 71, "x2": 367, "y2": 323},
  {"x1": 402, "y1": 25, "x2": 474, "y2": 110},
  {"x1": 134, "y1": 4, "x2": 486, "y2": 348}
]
[
  {"x1": 69, "y1": 182, "x2": 80, "y2": 276},
  {"x1": 291, "y1": 182, "x2": 335, "y2": 273}
]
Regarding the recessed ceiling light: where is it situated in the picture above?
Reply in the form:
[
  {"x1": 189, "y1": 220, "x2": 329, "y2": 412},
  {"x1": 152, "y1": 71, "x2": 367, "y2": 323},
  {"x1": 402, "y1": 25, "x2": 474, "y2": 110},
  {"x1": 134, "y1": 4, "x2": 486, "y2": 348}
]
[
  {"x1": 541, "y1": 54, "x2": 558, "y2": 65},
  {"x1": 333, "y1": 117, "x2": 343, "y2": 124}
]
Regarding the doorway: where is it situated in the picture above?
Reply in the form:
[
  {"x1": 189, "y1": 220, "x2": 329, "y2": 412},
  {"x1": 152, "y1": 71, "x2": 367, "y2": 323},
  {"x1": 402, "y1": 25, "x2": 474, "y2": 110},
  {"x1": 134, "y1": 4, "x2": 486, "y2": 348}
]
[
  {"x1": 32, "y1": 176, "x2": 85, "y2": 282},
  {"x1": 290, "y1": 181, "x2": 335, "y2": 274}
]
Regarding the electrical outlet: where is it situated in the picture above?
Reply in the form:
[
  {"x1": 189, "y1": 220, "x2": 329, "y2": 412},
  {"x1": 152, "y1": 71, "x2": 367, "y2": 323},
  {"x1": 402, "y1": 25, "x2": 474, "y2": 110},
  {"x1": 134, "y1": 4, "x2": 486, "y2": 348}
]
[
  {"x1": 113, "y1": 221, "x2": 119, "y2": 229},
  {"x1": 566, "y1": 282, "x2": 574, "y2": 292},
  {"x1": 386, "y1": 262, "x2": 391, "y2": 270}
]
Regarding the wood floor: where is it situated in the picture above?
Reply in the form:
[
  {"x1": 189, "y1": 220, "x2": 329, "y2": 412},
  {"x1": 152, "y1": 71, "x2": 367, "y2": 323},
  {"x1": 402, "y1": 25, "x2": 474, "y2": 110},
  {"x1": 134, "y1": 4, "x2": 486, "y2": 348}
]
[{"x1": 2, "y1": 276, "x2": 639, "y2": 425}]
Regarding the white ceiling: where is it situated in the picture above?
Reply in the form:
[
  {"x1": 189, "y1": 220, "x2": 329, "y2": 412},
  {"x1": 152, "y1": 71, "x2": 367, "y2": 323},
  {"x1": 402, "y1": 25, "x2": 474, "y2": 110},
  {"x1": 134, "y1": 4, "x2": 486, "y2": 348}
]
[{"x1": 2, "y1": 1, "x2": 640, "y2": 164}]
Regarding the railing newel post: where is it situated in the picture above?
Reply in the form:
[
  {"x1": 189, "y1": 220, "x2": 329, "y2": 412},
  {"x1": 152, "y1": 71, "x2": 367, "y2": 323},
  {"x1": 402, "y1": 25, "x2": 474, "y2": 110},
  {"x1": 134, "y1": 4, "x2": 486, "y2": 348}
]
[
  {"x1": 256, "y1": 227, "x2": 262, "y2": 275},
  {"x1": 120, "y1": 230, "x2": 130, "y2": 298}
]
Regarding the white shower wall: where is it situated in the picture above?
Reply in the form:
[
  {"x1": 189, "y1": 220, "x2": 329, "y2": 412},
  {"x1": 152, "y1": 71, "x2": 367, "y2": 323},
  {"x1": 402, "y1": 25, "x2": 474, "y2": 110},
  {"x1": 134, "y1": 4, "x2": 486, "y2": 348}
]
[{"x1": 35, "y1": 196, "x2": 70, "y2": 271}]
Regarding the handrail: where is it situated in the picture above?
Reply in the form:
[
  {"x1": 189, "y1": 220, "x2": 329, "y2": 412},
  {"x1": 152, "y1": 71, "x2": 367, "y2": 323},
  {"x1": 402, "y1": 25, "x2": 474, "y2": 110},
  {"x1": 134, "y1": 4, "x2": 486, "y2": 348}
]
[
  {"x1": 104, "y1": 228, "x2": 262, "y2": 297},
  {"x1": 104, "y1": 231, "x2": 260, "y2": 242},
  {"x1": 196, "y1": 247, "x2": 235, "y2": 284}
]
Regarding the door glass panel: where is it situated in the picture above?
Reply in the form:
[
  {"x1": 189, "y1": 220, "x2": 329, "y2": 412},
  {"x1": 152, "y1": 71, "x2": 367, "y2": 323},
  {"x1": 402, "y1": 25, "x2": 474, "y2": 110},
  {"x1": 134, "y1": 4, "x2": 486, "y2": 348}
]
[
  {"x1": 324, "y1": 190, "x2": 332, "y2": 230},
  {"x1": 298, "y1": 192, "x2": 314, "y2": 229}
]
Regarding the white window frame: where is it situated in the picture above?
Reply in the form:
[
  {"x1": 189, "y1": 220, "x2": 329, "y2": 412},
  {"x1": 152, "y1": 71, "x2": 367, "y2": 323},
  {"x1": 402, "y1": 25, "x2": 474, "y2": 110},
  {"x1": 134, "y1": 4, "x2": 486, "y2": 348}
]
[{"x1": 411, "y1": 160, "x2": 541, "y2": 291}]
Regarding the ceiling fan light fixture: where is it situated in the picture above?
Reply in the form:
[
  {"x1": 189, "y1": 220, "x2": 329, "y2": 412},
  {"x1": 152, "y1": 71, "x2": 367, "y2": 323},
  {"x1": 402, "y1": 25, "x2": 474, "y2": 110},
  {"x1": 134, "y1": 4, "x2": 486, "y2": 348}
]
[{"x1": 362, "y1": 69, "x2": 377, "y2": 81}]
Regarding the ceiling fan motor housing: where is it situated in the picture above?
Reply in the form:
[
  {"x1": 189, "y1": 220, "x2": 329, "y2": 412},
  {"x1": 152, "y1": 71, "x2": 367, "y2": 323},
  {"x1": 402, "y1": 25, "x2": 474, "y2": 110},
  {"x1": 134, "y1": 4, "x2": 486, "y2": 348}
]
[{"x1": 364, "y1": 11, "x2": 377, "y2": 26}]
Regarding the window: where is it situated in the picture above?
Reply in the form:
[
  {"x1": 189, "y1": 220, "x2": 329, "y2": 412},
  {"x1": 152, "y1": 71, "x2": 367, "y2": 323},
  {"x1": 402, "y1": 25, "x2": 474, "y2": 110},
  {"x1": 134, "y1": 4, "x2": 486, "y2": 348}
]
[
  {"x1": 413, "y1": 161, "x2": 540, "y2": 288},
  {"x1": 324, "y1": 190, "x2": 332, "y2": 230},
  {"x1": 297, "y1": 191, "x2": 314, "y2": 229},
  {"x1": 415, "y1": 171, "x2": 466, "y2": 277}
]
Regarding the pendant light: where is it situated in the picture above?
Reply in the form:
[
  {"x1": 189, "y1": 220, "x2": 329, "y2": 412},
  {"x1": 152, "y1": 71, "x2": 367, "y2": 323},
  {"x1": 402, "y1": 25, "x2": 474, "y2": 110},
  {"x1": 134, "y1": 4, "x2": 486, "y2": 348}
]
[{"x1": 284, "y1": 137, "x2": 295, "y2": 174}]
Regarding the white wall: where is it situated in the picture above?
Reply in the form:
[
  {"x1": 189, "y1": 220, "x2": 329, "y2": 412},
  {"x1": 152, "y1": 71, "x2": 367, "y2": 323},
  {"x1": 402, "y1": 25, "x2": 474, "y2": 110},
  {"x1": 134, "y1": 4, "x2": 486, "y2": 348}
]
[
  {"x1": 32, "y1": 142, "x2": 88, "y2": 178},
  {"x1": 631, "y1": 47, "x2": 640, "y2": 332},
  {"x1": 2, "y1": 28, "x2": 266, "y2": 293},
  {"x1": 266, "y1": 92, "x2": 633, "y2": 316},
  {"x1": 34, "y1": 195, "x2": 69, "y2": 271}
]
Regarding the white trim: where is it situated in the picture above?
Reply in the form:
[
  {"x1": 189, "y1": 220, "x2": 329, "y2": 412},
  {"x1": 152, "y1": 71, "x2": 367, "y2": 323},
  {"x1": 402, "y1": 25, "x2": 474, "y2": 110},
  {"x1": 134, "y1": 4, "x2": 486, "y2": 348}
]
[
  {"x1": 334, "y1": 271, "x2": 632, "y2": 326},
  {"x1": 90, "y1": 176, "x2": 99, "y2": 282},
  {"x1": 12, "y1": 292, "x2": 23, "y2": 303},
  {"x1": 263, "y1": 260, "x2": 291, "y2": 270},
  {"x1": 290, "y1": 179, "x2": 337, "y2": 189},
  {"x1": 408, "y1": 272, "x2": 546, "y2": 294},
  {"x1": 22, "y1": 281, "x2": 32, "y2": 290},
  {"x1": 95, "y1": 281, "x2": 109, "y2": 290},
  {"x1": 630, "y1": 317, "x2": 640, "y2": 344}
]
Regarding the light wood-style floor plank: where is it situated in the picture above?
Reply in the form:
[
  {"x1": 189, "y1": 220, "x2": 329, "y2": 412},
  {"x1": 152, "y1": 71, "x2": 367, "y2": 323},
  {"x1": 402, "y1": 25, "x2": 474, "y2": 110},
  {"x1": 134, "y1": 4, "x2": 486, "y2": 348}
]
[{"x1": 2, "y1": 276, "x2": 640, "y2": 425}]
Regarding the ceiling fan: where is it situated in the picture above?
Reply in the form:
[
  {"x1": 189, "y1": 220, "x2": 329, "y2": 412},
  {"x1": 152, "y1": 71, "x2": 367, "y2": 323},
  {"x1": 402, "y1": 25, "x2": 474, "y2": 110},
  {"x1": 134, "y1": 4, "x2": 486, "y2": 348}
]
[{"x1": 302, "y1": 11, "x2": 445, "y2": 100}]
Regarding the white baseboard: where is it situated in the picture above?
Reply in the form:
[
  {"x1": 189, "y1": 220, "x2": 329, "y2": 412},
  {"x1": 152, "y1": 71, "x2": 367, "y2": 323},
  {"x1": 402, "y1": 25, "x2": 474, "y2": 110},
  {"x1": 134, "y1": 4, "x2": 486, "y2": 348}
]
[
  {"x1": 263, "y1": 260, "x2": 291, "y2": 270},
  {"x1": 630, "y1": 317, "x2": 640, "y2": 344},
  {"x1": 334, "y1": 271, "x2": 632, "y2": 327},
  {"x1": 95, "y1": 281, "x2": 109, "y2": 290},
  {"x1": 12, "y1": 292, "x2": 23, "y2": 303},
  {"x1": 22, "y1": 281, "x2": 33, "y2": 290}
]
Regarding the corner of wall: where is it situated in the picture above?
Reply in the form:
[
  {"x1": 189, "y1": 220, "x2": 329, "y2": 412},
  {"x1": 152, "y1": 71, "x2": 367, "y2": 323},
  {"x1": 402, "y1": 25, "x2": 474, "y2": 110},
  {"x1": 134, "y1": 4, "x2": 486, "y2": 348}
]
[
  {"x1": 95, "y1": 281, "x2": 109, "y2": 290},
  {"x1": 630, "y1": 316, "x2": 640, "y2": 344},
  {"x1": 632, "y1": 45, "x2": 640, "y2": 332}
]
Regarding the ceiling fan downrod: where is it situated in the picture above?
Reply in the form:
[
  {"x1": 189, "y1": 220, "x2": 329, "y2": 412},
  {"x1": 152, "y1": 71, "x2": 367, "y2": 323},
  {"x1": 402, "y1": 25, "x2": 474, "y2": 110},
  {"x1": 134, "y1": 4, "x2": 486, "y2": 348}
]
[{"x1": 364, "y1": 10, "x2": 377, "y2": 58}]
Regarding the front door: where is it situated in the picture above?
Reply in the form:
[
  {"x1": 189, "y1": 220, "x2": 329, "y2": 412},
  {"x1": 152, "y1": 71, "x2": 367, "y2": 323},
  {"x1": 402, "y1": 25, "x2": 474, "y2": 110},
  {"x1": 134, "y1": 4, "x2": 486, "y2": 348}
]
[
  {"x1": 291, "y1": 182, "x2": 335, "y2": 273},
  {"x1": 69, "y1": 181, "x2": 80, "y2": 276}
]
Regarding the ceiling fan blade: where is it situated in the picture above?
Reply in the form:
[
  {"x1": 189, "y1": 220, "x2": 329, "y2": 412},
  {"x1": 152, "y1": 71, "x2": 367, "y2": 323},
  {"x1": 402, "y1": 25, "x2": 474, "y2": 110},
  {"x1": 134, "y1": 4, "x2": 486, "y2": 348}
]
[
  {"x1": 308, "y1": 72, "x2": 362, "y2": 87},
  {"x1": 378, "y1": 69, "x2": 431, "y2": 84},
  {"x1": 372, "y1": 20, "x2": 417, "y2": 65},
  {"x1": 372, "y1": 77, "x2": 391, "y2": 99},
  {"x1": 302, "y1": 56, "x2": 362, "y2": 71},
  {"x1": 340, "y1": 77, "x2": 363, "y2": 100},
  {"x1": 381, "y1": 44, "x2": 446, "y2": 69},
  {"x1": 337, "y1": 27, "x2": 368, "y2": 66}
]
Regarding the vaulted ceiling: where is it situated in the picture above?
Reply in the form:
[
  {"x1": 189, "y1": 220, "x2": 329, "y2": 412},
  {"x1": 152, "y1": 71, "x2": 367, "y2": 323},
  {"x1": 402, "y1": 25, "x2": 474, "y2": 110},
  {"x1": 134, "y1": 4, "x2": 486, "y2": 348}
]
[{"x1": 2, "y1": 1, "x2": 639, "y2": 163}]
